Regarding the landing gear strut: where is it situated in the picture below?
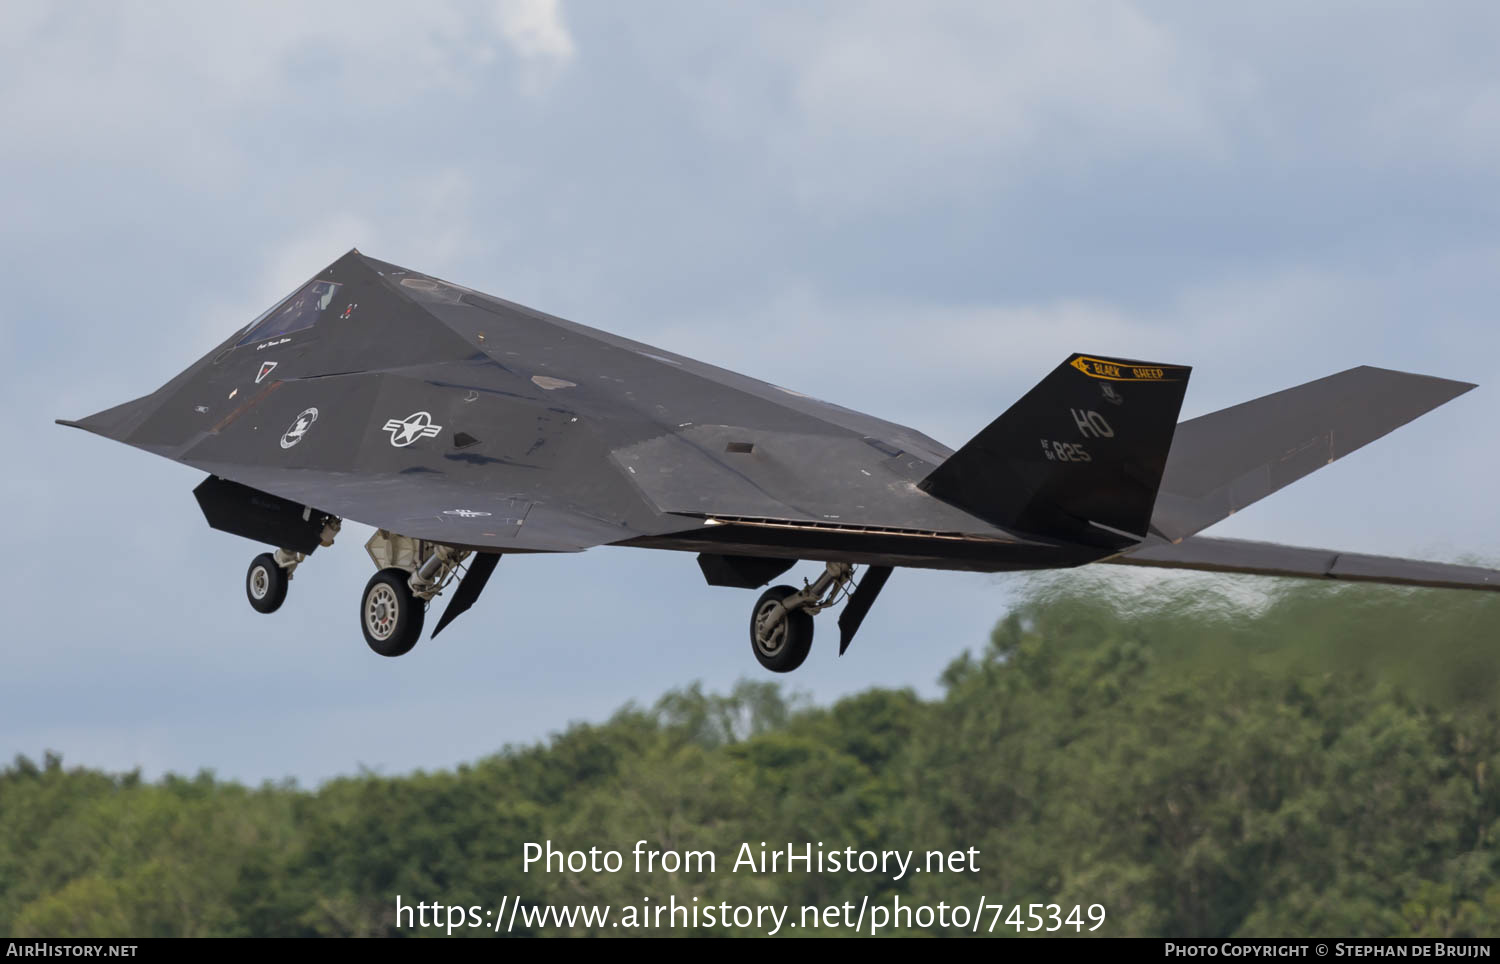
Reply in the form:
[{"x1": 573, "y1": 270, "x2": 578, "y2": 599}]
[{"x1": 749, "y1": 562, "x2": 855, "y2": 673}]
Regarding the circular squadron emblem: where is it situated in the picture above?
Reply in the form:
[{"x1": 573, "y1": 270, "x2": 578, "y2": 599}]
[
  {"x1": 383, "y1": 410, "x2": 443, "y2": 447},
  {"x1": 280, "y1": 408, "x2": 319, "y2": 449}
]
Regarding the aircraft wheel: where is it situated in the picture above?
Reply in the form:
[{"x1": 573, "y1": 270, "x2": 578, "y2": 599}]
[
  {"x1": 246, "y1": 553, "x2": 288, "y2": 614},
  {"x1": 361, "y1": 568, "x2": 425, "y2": 657},
  {"x1": 749, "y1": 585, "x2": 814, "y2": 673}
]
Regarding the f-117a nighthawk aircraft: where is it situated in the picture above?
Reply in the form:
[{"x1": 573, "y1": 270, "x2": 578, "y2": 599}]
[{"x1": 59, "y1": 250, "x2": 1499, "y2": 671}]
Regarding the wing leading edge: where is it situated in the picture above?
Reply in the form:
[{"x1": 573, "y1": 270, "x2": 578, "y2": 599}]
[{"x1": 1106, "y1": 536, "x2": 1500, "y2": 593}]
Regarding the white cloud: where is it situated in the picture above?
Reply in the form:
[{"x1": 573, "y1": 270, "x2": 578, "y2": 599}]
[
  {"x1": 0, "y1": 1, "x2": 576, "y2": 176},
  {"x1": 792, "y1": 4, "x2": 1208, "y2": 145},
  {"x1": 494, "y1": 0, "x2": 576, "y2": 64},
  {"x1": 491, "y1": 0, "x2": 577, "y2": 95},
  {"x1": 680, "y1": 1, "x2": 1226, "y2": 206}
]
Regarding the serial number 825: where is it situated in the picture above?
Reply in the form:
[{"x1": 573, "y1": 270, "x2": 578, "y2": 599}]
[{"x1": 985, "y1": 903, "x2": 1105, "y2": 932}]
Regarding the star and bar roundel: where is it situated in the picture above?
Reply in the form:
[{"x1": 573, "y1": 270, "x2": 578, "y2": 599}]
[{"x1": 382, "y1": 411, "x2": 443, "y2": 448}]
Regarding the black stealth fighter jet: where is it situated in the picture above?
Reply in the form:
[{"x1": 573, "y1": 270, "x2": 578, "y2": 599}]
[{"x1": 59, "y1": 251, "x2": 1499, "y2": 671}]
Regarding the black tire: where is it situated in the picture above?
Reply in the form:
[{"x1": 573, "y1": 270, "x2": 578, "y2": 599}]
[
  {"x1": 361, "y1": 568, "x2": 425, "y2": 657},
  {"x1": 246, "y1": 553, "x2": 288, "y2": 614},
  {"x1": 749, "y1": 585, "x2": 814, "y2": 673}
]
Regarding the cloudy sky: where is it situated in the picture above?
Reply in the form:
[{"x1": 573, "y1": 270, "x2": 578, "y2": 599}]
[{"x1": 4, "y1": 1, "x2": 1499, "y2": 784}]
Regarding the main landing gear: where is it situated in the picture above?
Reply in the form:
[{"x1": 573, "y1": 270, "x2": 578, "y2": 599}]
[
  {"x1": 360, "y1": 530, "x2": 470, "y2": 657},
  {"x1": 361, "y1": 568, "x2": 424, "y2": 657},
  {"x1": 749, "y1": 562, "x2": 855, "y2": 673}
]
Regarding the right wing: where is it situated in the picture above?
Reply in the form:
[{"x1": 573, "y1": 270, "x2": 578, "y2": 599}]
[{"x1": 1106, "y1": 535, "x2": 1500, "y2": 592}]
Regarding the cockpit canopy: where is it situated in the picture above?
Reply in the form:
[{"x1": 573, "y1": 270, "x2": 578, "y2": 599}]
[{"x1": 235, "y1": 279, "x2": 342, "y2": 348}]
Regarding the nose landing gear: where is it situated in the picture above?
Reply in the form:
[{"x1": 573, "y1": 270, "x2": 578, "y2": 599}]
[{"x1": 244, "y1": 519, "x2": 341, "y2": 616}]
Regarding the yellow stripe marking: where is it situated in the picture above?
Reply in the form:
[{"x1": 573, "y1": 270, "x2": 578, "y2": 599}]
[{"x1": 1070, "y1": 356, "x2": 1187, "y2": 382}]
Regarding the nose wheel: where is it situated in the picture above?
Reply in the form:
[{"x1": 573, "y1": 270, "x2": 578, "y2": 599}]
[
  {"x1": 361, "y1": 568, "x2": 425, "y2": 657},
  {"x1": 242, "y1": 522, "x2": 339, "y2": 618},
  {"x1": 246, "y1": 553, "x2": 289, "y2": 614}
]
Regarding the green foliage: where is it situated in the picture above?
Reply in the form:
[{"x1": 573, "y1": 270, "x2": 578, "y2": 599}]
[{"x1": 3, "y1": 575, "x2": 1498, "y2": 937}]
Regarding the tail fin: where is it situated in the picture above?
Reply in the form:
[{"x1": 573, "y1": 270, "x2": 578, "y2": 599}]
[
  {"x1": 920, "y1": 353, "x2": 1191, "y2": 545},
  {"x1": 1150, "y1": 366, "x2": 1476, "y2": 541}
]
